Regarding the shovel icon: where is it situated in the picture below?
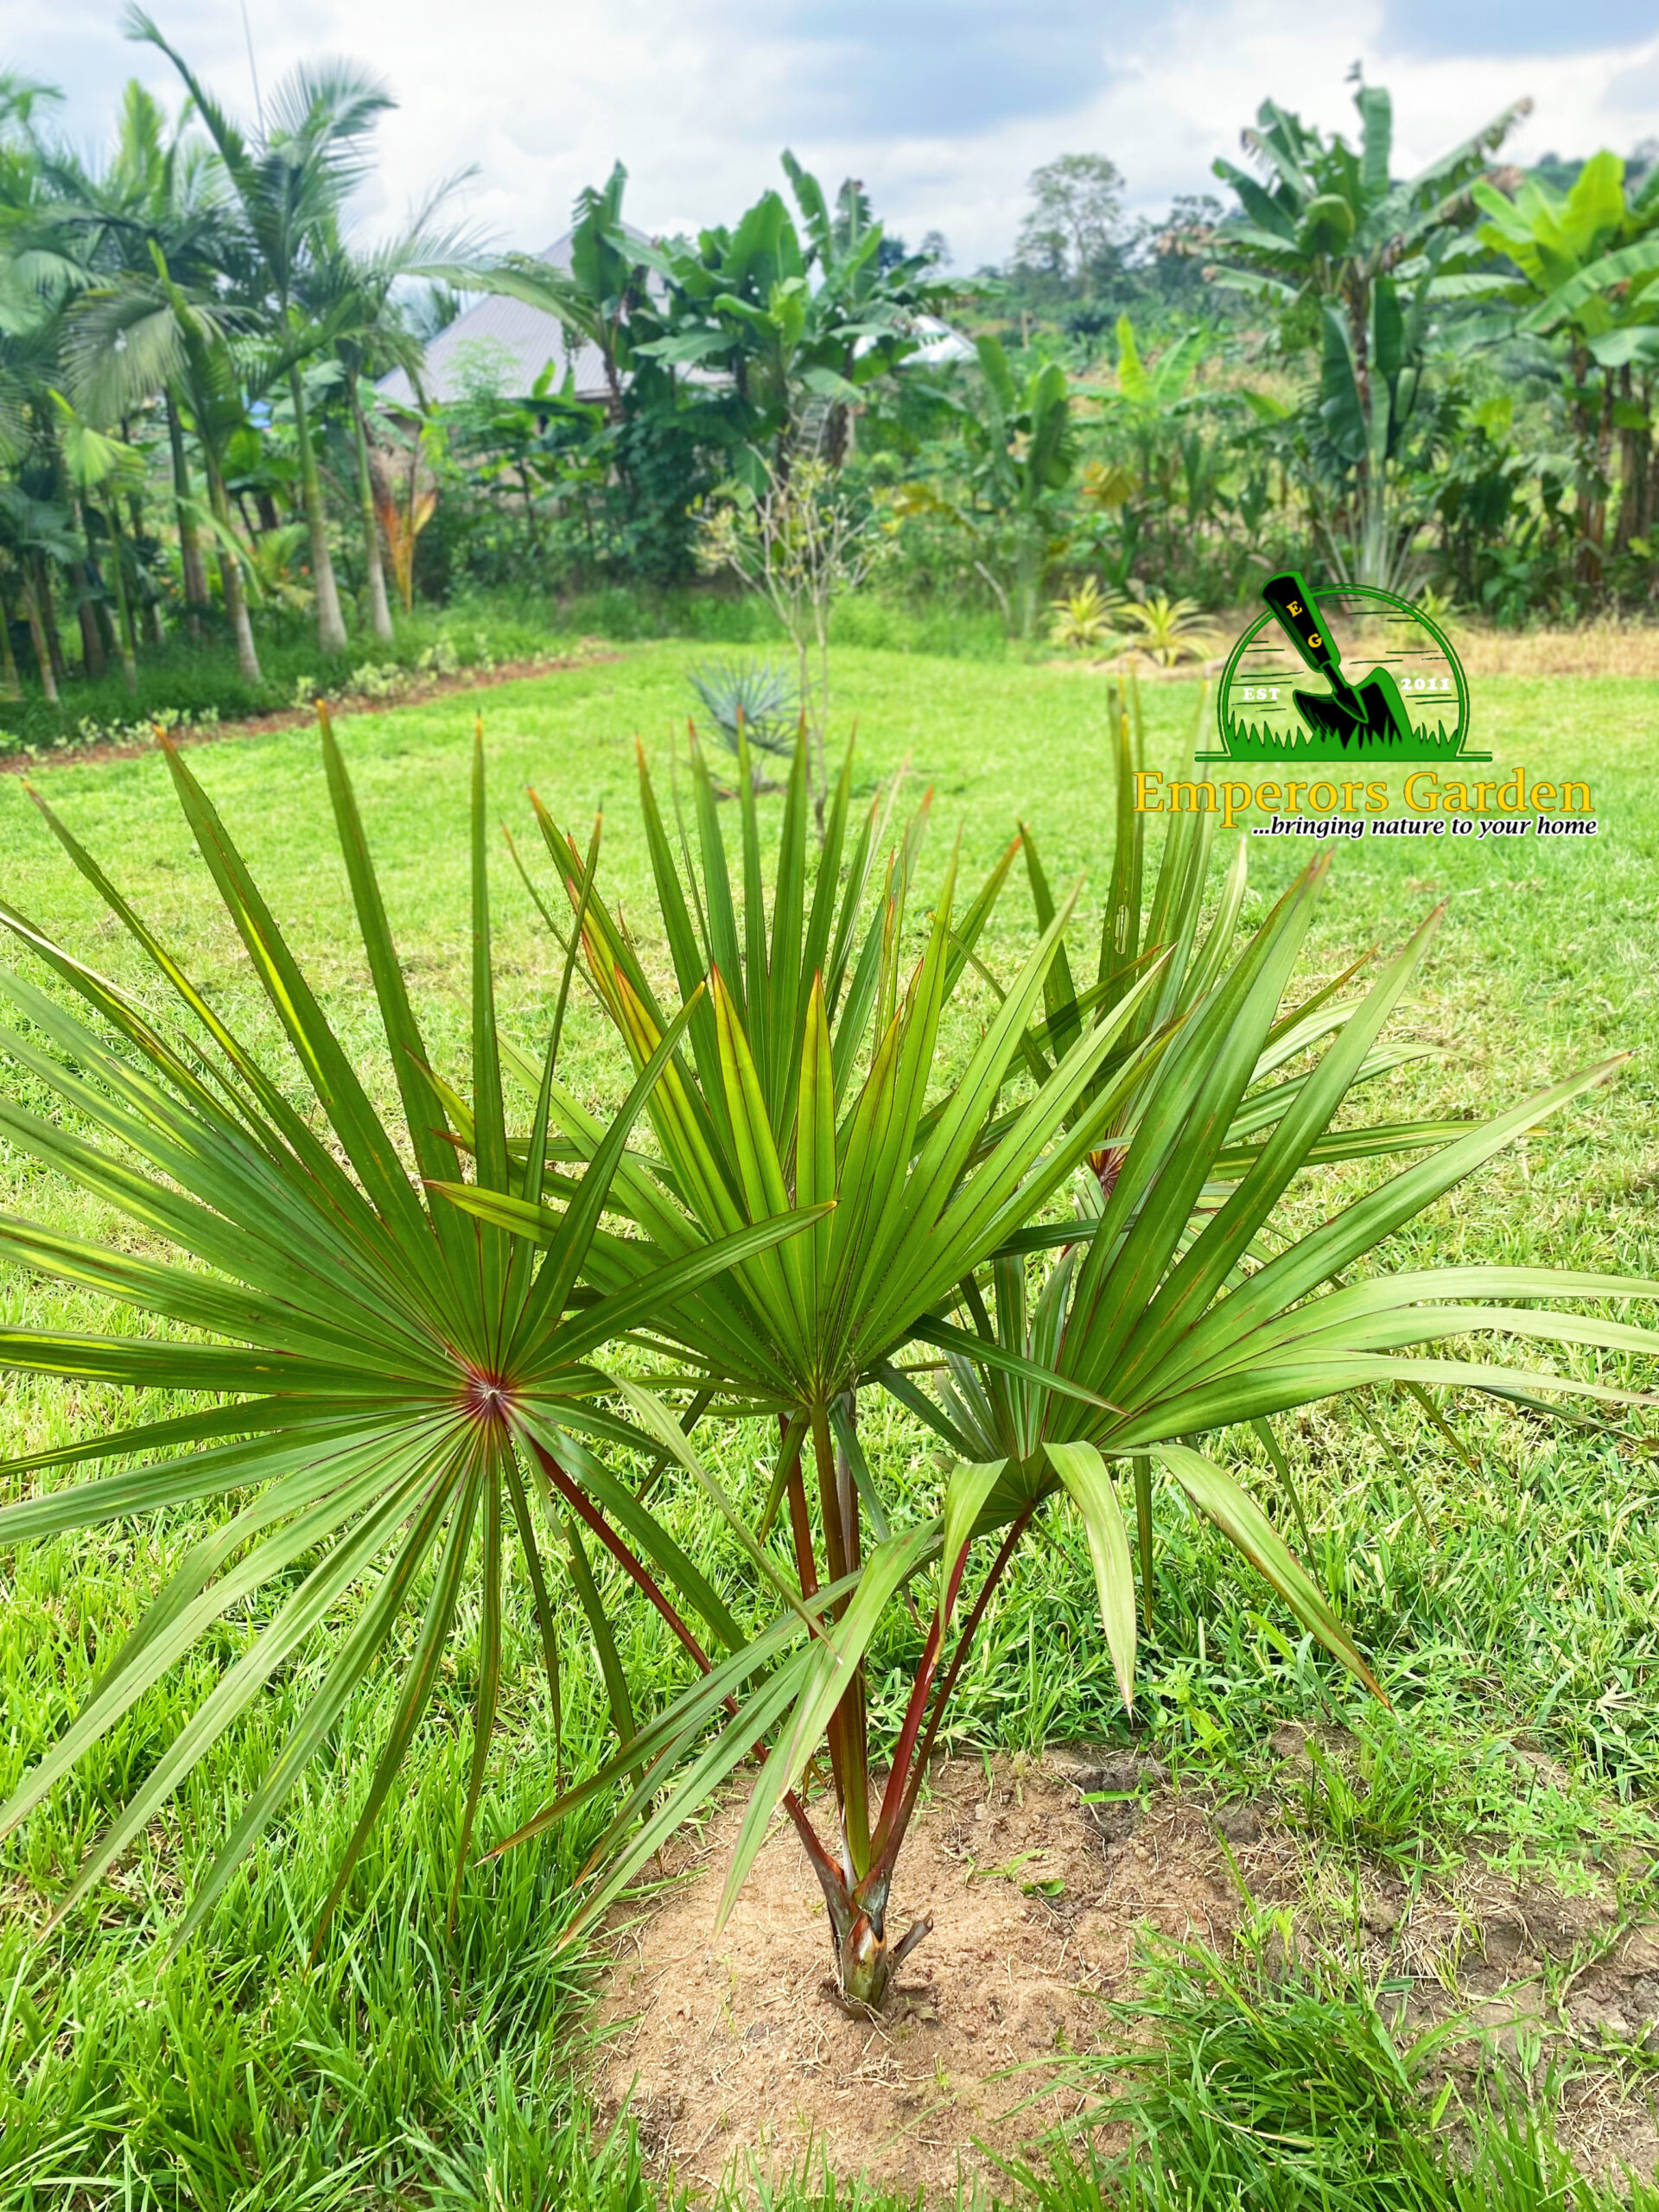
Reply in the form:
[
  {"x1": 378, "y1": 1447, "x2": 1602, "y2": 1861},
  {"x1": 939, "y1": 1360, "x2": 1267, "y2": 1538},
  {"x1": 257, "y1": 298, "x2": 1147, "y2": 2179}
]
[{"x1": 1260, "y1": 571, "x2": 1414, "y2": 749}]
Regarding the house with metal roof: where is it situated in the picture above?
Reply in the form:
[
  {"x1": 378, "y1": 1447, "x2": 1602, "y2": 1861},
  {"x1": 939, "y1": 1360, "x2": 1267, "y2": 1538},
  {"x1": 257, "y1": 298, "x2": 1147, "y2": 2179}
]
[
  {"x1": 376, "y1": 228, "x2": 620, "y2": 410},
  {"x1": 377, "y1": 227, "x2": 972, "y2": 411}
]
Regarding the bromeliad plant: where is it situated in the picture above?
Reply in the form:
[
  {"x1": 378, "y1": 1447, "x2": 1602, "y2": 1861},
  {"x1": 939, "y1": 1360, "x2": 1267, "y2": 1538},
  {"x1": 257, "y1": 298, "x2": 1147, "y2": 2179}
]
[
  {"x1": 471, "y1": 726, "x2": 1659, "y2": 2012},
  {"x1": 0, "y1": 713, "x2": 821, "y2": 1944}
]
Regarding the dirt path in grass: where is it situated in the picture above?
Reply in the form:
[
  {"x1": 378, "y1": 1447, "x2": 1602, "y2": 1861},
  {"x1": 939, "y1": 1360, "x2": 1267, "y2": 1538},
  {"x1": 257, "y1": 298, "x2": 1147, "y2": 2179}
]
[
  {"x1": 1, "y1": 646, "x2": 622, "y2": 777},
  {"x1": 591, "y1": 1744, "x2": 1659, "y2": 2203}
]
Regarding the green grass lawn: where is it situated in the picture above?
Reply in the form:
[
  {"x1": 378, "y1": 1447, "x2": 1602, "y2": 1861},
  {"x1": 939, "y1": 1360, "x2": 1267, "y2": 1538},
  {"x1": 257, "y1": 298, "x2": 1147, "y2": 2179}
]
[{"x1": 3, "y1": 641, "x2": 1657, "y2": 2209}]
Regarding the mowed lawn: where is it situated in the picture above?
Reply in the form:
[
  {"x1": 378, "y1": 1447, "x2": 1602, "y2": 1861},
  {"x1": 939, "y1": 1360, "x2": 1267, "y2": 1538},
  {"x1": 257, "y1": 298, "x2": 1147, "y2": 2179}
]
[{"x1": 2, "y1": 641, "x2": 1657, "y2": 2209}]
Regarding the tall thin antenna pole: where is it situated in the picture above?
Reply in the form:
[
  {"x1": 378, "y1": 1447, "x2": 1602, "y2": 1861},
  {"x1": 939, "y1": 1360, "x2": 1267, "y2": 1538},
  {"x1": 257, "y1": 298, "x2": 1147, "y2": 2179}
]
[{"x1": 239, "y1": 0, "x2": 264, "y2": 137}]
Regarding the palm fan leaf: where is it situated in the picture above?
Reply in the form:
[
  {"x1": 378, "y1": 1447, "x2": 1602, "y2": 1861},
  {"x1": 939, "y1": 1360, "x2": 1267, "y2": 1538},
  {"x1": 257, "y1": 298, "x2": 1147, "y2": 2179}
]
[
  {"x1": 0, "y1": 712, "x2": 818, "y2": 1942},
  {"x1": 928, "y1": 865, "x2": 1659, "y2": 1709}
]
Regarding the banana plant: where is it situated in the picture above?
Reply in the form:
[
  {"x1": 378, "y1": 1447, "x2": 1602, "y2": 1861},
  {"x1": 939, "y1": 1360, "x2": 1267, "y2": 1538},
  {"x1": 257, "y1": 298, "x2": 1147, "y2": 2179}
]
[
  {"x1": 0, "y1": 710, "x2": 821, "y2": 1947},
  {"x1": 963, "y1": 335, "x2": 1077, "y2": 639},
  {"x1": 1208, "y1": 80, "x2": 1528, "y2": 587},
  {"x1": 468, "y1": 755, "x2": 1657, "y2": 2016},
  {"x1": 1461, "y1": 152, "x2": 1659, "y2": 572},
  {"x1": 1097, "y1": 315, "x2": 1223, "y2": 582}
]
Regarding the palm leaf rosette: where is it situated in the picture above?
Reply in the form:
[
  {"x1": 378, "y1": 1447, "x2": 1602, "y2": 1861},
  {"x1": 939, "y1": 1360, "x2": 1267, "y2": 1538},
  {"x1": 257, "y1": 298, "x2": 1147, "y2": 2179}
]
[
  {"x1": 440, "y1": 727, "x2": 1237, "y2": 2003},
  {"x1": 0, "y1": 714, "x2": 818, "y2": 1944},
  {"x1": 1001, "y1": 684, "x2": 1467, "y2": 1211}
]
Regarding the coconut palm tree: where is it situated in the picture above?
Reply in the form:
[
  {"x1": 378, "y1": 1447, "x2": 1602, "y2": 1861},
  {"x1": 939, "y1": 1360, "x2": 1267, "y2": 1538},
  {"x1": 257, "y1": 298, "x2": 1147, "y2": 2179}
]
[
  {"x1": 126, "y1": 8, "x2": 393, "y2": 656},
  {"x1": 302, "y1": 181, "x2": 482, "y2": 640}
]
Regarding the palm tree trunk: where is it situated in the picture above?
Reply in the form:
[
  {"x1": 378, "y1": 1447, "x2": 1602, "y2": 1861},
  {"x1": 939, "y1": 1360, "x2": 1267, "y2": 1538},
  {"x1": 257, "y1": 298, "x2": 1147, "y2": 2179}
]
[
  {"x1": 289, "y1": 365, "x2": 348, "y2": 653},
  {"x1": 35, "y1": 559, "x2": 67, "y2": 687},
  {"x1": 0, "y1": 590, "x2": 21, "y2": 700},
  {"x1": 1014, "y1": 514, "x2": 1041, "y2": 640},
  {"x1": 166, "y1": 389, "x2": 210, "y2": 639},
  {"x1": 349, "y1": 372, "x2": 393, "y2": 643},
  {"x1": 126, "y1": 476, "x2": 163, "y2": 647},
  {"x1": 22, "y1": 563, "x2": 60, "y2": 706},
  {"x1": 78, "y1": 501, "x2": 123, "y2": 673},
  {"x1": 205, "y1": 455, "x2": 261, "y2": 684},
  {"x1": 103, "y1": 503, "x2": 140, "y2": 695},
  {"x1": 69, "y1": 560, "x2": 107, "y2": 679},
  {"x1": 1612, "y1": 363, "x2": 1649, "y2": 560}
]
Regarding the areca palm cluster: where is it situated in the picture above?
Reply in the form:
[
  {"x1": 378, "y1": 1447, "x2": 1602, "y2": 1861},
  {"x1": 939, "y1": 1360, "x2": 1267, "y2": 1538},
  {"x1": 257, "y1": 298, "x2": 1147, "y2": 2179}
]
[
  {"x1": 0, "y1": 21, "x2": 467, "y2": 699},
  {"x1": 102, "y1": 11, "x2": 401, "y2": 658}
]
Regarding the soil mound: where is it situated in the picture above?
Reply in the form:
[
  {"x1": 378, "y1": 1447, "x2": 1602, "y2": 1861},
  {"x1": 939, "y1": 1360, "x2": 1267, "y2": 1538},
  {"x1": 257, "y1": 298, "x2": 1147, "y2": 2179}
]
[{"x1": 591, "y1": 1754, "x2": 1240, "y2": 2201}]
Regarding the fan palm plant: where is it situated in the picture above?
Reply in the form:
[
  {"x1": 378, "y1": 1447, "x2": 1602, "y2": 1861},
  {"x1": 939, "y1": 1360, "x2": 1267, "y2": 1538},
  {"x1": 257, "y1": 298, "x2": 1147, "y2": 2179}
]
[
  {"x1": 920, "y1": 876, "x2": 1656, "y2": 1696},
  {"x1": 0, "y1": 712, "x2": 822, "y2": 1946},
  {"x1": 439, "y1": 725, "x2": 1185, "y2": 2002},
  {"x1": 1000, "y1": 685, "x2": 1462, "y2": 1211},
  {"x1": 461, "y1": 728, "x2": 1659, "y2": 2012}
]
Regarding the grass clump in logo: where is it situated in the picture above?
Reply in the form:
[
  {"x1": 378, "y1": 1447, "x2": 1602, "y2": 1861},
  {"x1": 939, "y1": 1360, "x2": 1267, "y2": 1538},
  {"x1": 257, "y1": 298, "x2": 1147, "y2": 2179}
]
[{"x1": 1207, "y1": 570, "x2": 1484, "y2": 764}]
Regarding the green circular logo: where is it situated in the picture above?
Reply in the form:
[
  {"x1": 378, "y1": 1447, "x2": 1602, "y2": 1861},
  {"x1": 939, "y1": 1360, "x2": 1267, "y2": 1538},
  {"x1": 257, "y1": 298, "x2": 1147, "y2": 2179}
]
[{"x1": 1207, "y1": 575, "x2": 1482, "y2": 765}]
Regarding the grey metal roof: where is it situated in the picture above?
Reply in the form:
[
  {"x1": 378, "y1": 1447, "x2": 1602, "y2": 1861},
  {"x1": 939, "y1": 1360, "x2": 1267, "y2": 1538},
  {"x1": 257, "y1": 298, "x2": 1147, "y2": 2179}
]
[
  {"x1": 377, "y1": 230, "x2": 974, "y2": 410},
  {"x1": 377, "y1": 227, "x2": 617, "y2": 409}
]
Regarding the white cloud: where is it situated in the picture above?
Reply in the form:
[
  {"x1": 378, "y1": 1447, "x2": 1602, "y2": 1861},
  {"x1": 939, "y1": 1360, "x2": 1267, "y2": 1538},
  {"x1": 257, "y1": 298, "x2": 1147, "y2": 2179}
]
[{"x1": 11, "y1": 0, "x2": 1659, "y2": 269}]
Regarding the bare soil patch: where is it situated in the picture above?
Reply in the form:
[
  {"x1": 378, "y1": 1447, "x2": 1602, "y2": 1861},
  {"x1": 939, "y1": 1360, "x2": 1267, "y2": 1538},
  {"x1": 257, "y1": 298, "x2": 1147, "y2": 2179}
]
[
  {"x1": 591, "y1": 1745, "x2": 1659, "y2": 2204},
  {"x1": 592, "y1": 1753, "x2": 1236, "y2": 2202}
]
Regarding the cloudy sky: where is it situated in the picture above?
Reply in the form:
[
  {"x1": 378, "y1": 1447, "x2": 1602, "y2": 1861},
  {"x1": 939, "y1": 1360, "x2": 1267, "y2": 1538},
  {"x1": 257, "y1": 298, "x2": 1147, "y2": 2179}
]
[{"x1": 12, "y1": 0, "x2": 1659, "y2": 265}]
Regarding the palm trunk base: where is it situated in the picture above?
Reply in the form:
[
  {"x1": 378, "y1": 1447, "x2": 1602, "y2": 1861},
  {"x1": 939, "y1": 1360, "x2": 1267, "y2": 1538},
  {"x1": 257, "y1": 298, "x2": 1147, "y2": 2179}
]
[
  {"x1": 835, "y1": 1909, "x2": 933, "y2": 2011},
  {"x1": 798, "y1": 1822, "x2": 933, "y2": 2012}
]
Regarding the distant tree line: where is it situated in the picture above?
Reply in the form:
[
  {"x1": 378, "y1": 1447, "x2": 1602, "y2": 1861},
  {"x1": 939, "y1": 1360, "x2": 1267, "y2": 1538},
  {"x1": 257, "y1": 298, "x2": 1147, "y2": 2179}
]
[{"x1": 2, "y1": 30, "x2": 1657, "y2": 724}]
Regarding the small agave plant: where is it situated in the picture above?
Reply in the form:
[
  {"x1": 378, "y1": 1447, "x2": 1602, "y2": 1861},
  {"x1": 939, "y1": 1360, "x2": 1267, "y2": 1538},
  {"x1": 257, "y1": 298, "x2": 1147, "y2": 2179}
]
[
  {"x1": 0, "y1": 713, "x2": 817, "y2": 1944},
  {"x1": 686, "y1": 656, "x2": 801, "y2": 760},
  {"x1": 466, "y1": 722, "x2": 1659, "y2": 2011}
]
